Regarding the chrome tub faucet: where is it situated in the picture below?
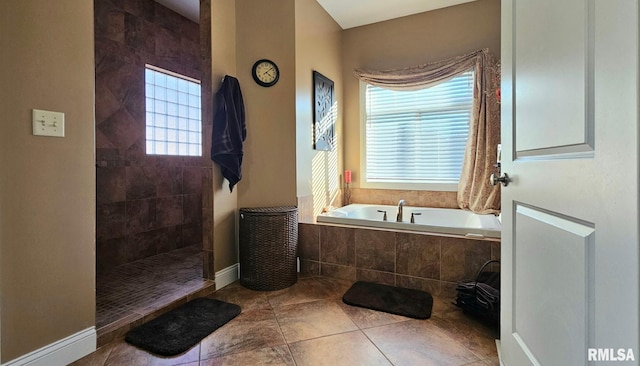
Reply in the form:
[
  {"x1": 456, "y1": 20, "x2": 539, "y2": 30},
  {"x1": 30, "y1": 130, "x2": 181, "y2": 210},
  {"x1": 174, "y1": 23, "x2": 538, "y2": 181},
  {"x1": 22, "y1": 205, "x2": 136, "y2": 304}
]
[{"x1": 396, "y1": 199, "x2": 406, "y2": 222}]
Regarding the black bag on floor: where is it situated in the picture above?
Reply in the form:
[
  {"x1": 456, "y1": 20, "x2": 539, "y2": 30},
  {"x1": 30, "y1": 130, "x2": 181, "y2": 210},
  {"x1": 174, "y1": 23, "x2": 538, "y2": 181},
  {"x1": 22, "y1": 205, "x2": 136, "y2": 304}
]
[{"x1": 454, "y1": 260, "x2": 500, "y2": 324}]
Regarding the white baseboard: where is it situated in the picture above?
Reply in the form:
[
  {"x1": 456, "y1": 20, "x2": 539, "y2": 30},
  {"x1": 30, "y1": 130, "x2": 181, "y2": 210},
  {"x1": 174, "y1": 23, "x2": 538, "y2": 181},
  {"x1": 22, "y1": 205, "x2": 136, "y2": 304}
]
[
  {"x1": 496, "y1": 339, "x2": 506, "y2": 366},
  {"x1": 215, "y1": 263, "x2": 239, "y2": 290},
  {"x1": 3, "y1": 327, "x2": 96, "y2": 366}
]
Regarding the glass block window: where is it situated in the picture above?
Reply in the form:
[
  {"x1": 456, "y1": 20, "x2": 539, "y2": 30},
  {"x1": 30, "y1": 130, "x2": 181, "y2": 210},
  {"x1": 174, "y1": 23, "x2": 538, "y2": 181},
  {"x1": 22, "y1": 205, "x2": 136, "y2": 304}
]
[{"x1": 145, "y1": 65, "x2": 202, "y2": 156}]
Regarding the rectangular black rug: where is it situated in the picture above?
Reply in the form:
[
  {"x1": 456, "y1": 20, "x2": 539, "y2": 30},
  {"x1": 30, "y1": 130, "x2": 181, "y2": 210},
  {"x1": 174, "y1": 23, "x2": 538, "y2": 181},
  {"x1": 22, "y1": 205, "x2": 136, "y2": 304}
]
[
  {"x1": 125, "y1": 297, "x2": 241, "y2": 356},
  {"x1": 343, "y1": 281, "x2": 433, "y2": 319}
]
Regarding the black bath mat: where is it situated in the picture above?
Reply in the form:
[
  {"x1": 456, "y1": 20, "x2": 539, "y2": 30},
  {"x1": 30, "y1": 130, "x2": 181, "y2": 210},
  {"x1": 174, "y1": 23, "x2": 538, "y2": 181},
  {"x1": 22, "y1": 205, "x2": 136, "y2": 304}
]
[
  {"x1": 342, "y1": 281, "x2": 433, "y2": 319},
  {"x1": 125, "y1": 298, "x2": 241, "y2": 356}
]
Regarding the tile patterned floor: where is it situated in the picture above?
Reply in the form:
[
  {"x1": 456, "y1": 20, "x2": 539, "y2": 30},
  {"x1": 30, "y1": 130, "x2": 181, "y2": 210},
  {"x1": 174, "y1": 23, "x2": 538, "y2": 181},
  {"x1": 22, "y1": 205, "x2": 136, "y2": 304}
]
[
  {"x1": 79, "y1": 275, "x2": 500, "y2": 366},
  {"x1": 96, "y1": 245, "x2": 215, "y2": 345}
]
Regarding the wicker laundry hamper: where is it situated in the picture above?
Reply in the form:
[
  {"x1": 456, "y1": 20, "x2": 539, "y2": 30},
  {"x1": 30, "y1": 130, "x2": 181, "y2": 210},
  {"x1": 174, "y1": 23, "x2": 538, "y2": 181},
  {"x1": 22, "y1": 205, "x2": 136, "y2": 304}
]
[{"x1": 239, "y1": 206, "x2": 298, "y2": 291}]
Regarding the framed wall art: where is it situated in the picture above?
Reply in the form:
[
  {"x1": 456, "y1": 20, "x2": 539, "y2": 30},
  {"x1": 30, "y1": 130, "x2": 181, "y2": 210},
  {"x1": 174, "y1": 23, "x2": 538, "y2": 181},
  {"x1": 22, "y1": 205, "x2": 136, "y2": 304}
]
[{"x1": 313, "y1": 71, "x2": 335, "y2": 151}]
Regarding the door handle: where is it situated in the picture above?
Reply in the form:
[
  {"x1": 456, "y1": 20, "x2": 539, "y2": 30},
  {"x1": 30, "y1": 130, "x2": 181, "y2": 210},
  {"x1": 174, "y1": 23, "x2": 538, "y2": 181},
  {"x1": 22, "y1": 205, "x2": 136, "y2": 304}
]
[{"x1": 490, "y1": 172, "x2": 510, "y2": 187}]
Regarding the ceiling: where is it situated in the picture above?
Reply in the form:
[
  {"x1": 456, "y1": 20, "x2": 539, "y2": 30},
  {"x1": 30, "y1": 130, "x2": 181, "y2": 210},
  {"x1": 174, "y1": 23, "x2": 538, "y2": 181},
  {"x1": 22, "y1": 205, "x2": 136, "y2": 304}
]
[
  {"x1": 154, "y1": 0, "x2": 200, "y2": 23},
  {"x1": 316, "y1": 0, "x2": 477, "y2": 29},
  {"x1": 154, "y1": 0, "x2": 476, "y2": 28}
]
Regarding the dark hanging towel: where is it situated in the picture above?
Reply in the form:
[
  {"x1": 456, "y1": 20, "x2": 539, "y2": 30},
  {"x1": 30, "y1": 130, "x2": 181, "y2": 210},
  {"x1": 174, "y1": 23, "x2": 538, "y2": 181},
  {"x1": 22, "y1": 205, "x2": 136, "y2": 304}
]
[{"x1": 211, "y1": 75, "x2": 246, "y2": 192}]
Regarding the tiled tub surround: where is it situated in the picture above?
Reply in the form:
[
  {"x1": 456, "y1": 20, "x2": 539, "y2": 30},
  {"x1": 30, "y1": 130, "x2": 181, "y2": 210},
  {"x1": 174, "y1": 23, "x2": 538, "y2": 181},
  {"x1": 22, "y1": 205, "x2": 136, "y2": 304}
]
[
  {"x1": 349, "y1": 188, "x2": 459, "y2": 208},
  {"x1": 299, "y1": 223, "x2": 500, "y2": 298},
  {"x1": 95, "y1": 0, "x2": 214, "y2": 273}
]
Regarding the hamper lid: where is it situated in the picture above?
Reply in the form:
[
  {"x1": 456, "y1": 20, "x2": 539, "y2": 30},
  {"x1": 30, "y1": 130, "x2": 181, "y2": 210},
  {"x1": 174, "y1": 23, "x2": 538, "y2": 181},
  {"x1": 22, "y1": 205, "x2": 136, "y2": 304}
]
[{"x1": 239, "y1": 206, "x2": 297, "y2": 215}]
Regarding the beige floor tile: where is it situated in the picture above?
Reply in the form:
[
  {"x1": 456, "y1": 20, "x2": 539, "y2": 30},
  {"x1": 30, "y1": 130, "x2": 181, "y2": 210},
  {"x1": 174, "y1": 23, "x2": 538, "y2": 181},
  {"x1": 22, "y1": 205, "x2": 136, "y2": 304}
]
[
  {"x1": 266, "y1": 276, "x2": 348, "y2": 307},
  {"x1": 337, "y1": 300, "x2": 411, "y2": 329},
  {"x1": 69, "y1": 342, "x2": 114, "y2": 366},
  {"x1": 200, "y1": 345, "x2": 295, "y2": 366},
  {"x1": 429, "y1": 316, "x2": 499, "y2": 360},
  {"x1": 85, "y1": 273, "x2": 501, "y2": 366},
  {"x1": 102, "y1": 339, "x2": 200, "y2": 366},
  {"x1": 364, "y1": 319, "x2": 480, "y2": 366},
  {"x1": 200, "y1": 309, "x2": 286, "y2": 360},
  {"x1": 289, "y1": 331, "x2": 392, "y2": 366},
  {"x1": 208, "y1": 281, "x2": 272, "y2": 313},
  {"x1": 274, "y1": 299, "x2": 358, "y2": 343}
]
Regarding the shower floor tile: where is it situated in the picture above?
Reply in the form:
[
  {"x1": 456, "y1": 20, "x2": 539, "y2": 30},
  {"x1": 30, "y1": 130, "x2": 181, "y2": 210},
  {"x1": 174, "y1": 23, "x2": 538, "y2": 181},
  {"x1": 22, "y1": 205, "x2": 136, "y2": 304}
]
[{"x1": 96, "y1": 245, "x2": 214, "y2": 344}]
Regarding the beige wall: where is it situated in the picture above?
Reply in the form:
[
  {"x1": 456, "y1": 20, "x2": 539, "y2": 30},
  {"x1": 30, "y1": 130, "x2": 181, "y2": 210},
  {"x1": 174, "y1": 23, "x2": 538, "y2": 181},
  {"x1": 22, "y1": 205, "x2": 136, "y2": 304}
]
[
  {"x1": 236, "y1": 0, "x2": 298, "y2": 208},
  {"x1": 211, "y1": 0, "x2": 239, "y2": 271},
  {"x1": 212, "y1": 0, "x2": 343, "y2": 267},
  {"x1": 0, "y1": 0, "x2": 96, "y2": 362},
  {"x1": 342, "y1": 0, "x2": 501, "y2": 187},
  {"x1": 294, "y1": 0, "x2": 344, "y2": 222}
]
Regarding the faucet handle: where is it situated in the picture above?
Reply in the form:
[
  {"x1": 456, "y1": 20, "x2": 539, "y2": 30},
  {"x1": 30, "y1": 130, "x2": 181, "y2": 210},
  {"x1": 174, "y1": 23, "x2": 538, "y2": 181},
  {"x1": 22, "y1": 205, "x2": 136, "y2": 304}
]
[
  {"x1": 377, "y1": 210, "x2": 387, "y2": 221},
  {"x1": 410, "y1": 212, "x2": 422, "y2": 223}
]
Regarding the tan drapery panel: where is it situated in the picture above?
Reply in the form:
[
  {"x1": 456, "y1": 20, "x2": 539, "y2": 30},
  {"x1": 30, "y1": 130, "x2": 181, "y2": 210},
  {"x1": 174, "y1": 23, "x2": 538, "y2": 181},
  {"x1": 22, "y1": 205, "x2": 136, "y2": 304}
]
[{"x1": 354, "y1": 49, "x2": 501, "y2": 214}]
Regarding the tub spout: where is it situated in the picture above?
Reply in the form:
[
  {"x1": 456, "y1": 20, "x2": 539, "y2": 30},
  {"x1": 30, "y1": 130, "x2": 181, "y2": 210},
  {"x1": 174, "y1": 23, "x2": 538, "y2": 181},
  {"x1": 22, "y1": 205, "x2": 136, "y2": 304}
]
[{"x1": 396, "y1": 199, "x2": 406, "y2": 222}]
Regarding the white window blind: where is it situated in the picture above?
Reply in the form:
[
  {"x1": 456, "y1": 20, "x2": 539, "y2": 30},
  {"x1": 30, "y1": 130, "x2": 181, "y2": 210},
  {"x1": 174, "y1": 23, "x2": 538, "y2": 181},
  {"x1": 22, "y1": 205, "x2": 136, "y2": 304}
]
[
  {"x1": 145, "y1": 65, "x2": 202, "y2": 157},
  {"x1": 364, "y1": 71, "x2": 474, "y2": 185}
]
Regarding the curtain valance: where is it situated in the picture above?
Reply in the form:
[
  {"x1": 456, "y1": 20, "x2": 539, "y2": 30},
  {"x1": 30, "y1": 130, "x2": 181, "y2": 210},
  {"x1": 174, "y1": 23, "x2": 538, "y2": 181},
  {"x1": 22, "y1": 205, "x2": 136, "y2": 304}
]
[{"x1": 353, "y1": 48, "x2": 489, "y2": 91}]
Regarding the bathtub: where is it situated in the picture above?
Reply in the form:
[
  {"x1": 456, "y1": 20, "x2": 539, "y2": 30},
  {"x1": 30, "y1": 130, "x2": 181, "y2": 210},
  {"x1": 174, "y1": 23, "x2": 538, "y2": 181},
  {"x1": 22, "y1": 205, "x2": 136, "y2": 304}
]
[{"x1": 316, "y1": 203, "x2": 501, "y2": 239}]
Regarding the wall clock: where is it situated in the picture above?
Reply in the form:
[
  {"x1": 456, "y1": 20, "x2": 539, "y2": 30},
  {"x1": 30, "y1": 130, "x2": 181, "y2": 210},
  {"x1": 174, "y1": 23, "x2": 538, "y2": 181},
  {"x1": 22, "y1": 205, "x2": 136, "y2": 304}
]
[{"x1": 251, "y1": 59, "x2": 279, "y2": 87}]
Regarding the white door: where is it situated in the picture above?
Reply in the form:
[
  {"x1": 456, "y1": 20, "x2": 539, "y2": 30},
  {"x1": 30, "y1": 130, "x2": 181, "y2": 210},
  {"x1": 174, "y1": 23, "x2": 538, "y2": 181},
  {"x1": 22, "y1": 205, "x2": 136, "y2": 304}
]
[{"x1": 500, "y1": 1, "x2": 639, "y2": 365}]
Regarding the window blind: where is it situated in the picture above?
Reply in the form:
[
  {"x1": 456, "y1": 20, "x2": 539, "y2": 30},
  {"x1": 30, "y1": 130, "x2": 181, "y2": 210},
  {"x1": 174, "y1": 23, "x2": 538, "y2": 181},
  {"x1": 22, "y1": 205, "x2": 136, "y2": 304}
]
[{"x1": 364, "y1": 71, "x2": 474, "y2": 184}]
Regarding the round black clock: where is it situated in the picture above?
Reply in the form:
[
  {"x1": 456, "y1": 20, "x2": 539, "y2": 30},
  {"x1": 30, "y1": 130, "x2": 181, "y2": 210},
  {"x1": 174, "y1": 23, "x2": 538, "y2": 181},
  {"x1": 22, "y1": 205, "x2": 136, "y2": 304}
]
[{"x1": 251, "y1": 59, "x2": 279, "y2": 87}]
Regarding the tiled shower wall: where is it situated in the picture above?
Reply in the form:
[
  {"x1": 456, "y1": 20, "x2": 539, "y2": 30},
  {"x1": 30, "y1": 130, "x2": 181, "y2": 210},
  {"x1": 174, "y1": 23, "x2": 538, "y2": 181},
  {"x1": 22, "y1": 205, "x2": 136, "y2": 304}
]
[
  {"x1": 298, "y1": 223, "x2": 500, "y2": 298},
  {"x1": 94, "y1": 0, "x2": 213, "y2": 274}
]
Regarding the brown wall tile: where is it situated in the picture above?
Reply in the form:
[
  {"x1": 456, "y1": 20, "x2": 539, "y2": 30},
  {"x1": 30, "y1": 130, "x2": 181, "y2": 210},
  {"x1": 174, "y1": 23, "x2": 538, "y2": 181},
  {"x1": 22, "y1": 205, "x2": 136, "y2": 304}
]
[
  {"x1": 126, "y1": 198, "x2": 156, "y2": 234},
  {"x1": 126, "y1": 166, "x2": 157, "y2": 200},
  {"x1": 202, "y1": 207, "x2": 213, "y2": 251},
  {"x1": 95, "y1": 1, "x2": 125, "y2": 43},
  {"x1": 440, "y1": 281, "x2": 458, "y2": 299},
  {"x1": 202, "y1": 167, "x2": 213, "y2": 209},
  {"x1": 156, "y1": 166, "x2": 183, "y2": 197},
  {"x1": 349, "y1": 188, "x2": 458, "y2": 209},
  {"x1": 96, "y1": 167, "x2": 126, "y2": 205},
  {"x1": 396, "y1": 233, "x2": 440, "y2": 279},
  {"x1": 320, "y1": 226, "x2": 355, "y2": 266},
  {"x1": 440, "y1": 238, "x2": 491, "y2": 282},
  {"x1": 123, "y1": 0, "x2": 155, "y2": 20},
  {"x1": 298, "y1": 223, "x2": 320, "y2": 261},
  {"x1": 321, "y1": 263, "x2": 356, "y2": 281},
  {"x1": 97, "y1": 202, "x2": 127, "y2": 241},
  {"x1": 128, "y1": 226, "x2": 182, "y2": 261},
  {"x1": 183, "y1": 166, "x2": 203, "y2": 194},
  {"x1": 354, "y1": 230, "x2": 395, "y2": 272},
  {"x1": 96, "y1": 238, "x2": 129, "y2": 273},
  {"x1": 396, "y1": 275, "x2": 442, "y2": 297},
  {"x1": 356, "y1": 269, "x2": 395, "y2": 286},
  {"x1": 203, "y1": 250, "x2": 214, "y2": 280},
  {"x1": 182, "y1": 223, "x2": 203, "y2": 247},
  {"x1": 491, "y1": 241, "x2": 501, "y2": 263},
  {"x1": 183, "y1": 194, "x2": 202, "y2": 225},
  {"x1": 97, "y1": 108, "x2": 142, "y2": 150},
  {"x1": 300, "y1": 260, "x2": 320, "y2": 276},
  {"x1": 156, "y1": 195, "x2": 184, "y2": 228}
]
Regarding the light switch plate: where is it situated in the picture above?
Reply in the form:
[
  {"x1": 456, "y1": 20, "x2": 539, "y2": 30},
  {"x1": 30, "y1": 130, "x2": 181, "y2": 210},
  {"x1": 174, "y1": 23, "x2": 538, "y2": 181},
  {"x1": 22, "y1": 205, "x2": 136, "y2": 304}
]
[{"x1": 33, "y1": 109, "x2": 65, "y2": 137}]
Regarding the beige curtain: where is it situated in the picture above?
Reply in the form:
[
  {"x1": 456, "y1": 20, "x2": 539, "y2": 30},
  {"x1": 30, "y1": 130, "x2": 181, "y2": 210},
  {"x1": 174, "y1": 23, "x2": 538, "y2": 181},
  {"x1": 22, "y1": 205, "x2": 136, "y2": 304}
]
[{"x1": 354, "y1": 49, "x2": 501, "y2": 214}]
